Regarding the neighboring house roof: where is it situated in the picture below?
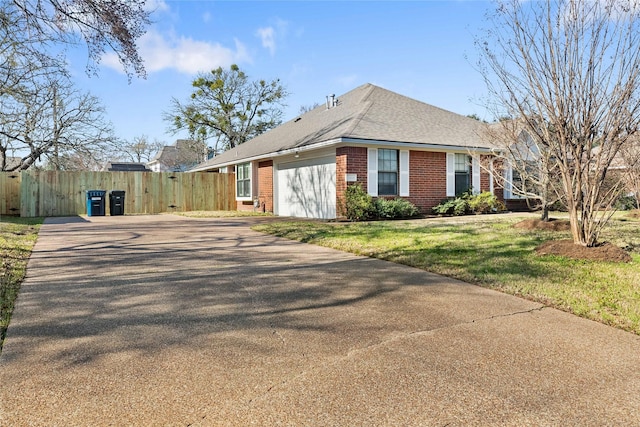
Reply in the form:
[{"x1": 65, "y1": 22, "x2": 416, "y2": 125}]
[
  {"x1": 148, "y1": 139, "x2": 202, "y2": 169},
  {"x1": 191, "y1": 83, "x2": 492, "y2": 171},
  {"x1": 102, "y1": 162, "x2": 151, "y2": 172}
]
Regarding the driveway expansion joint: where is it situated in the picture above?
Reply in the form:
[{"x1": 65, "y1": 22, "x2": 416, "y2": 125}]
[
  {"x1": 470, "y1": 305, "x2": 547, "y2": 323},
  {"x1": 247, "y1": 306, "x2": 549, "y2": 407}
]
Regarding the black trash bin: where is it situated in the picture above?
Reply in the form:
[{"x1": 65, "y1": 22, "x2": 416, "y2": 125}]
[
  {"x1": 109, "y1": 190, "x2": 126, "y2": 216},
  {"x1": 86, "y1": 190, "x2": 106, "y2": 216}
]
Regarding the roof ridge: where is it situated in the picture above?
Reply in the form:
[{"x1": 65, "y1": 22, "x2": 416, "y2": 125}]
[{"x1": 343, "y1": 84, "x2": 377, "y2": 135}]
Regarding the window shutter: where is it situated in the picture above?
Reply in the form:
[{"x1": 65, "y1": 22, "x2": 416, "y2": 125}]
[
  {"x1": 368, "y1": 148, "x2": 378, "y2": 196},
  {"x1": 472, "y1": 156, "x2": 481, "y2": 194},
  {"x1": 504, "y1": 164, "x2": 512, "y2": 199},
  {"x1": 489, "y1": 159, "x2": 494, "y2": 194},
  {"x1": 446, "y1": 152, "x2": 455, "y2": 197},
  {"x1": 399, "y1": 150, "x2": 409, "y2": 197}
]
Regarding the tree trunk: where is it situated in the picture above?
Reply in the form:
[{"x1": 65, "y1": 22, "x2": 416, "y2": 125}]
[
  {"x1": 541, "y1": 204, "x2": 549, "y2": 221},
  {"x1": 567, "y1": 206, "x2": 586, "y2": 246}
]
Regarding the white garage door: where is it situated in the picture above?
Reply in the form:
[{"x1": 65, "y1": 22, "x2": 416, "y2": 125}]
[{"x1": 276, "y1": 155, "x2": 336, "y2": 219}]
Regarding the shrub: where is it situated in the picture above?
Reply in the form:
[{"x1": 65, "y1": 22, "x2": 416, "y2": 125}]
[
  {"x1": 375, "y1": 198, "x2": 419, "y2": 219},
  {"x1": 432, "y1": 191, "x2": 505, "y2": 216},
  {"x1": 341, "y1": 184, "x2": 375, "y2": 221},
  {"x1": 468, "y1": 191, "x2": 505, "y2": 214},
  {"x1": 341, "y1": 184, "x2": 419, "y2": 221},
  {"x1": 614, "y1": 195, "x2": 638, "y2": 211}
]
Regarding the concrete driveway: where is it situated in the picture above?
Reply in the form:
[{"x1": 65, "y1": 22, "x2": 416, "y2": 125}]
[{"x1": 1, "y1": 215, "x2": 639, "y2": 426}]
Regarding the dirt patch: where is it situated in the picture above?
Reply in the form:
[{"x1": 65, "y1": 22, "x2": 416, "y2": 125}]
[
  {"x1": 535, "y1": 239, "x2": 632, "y2": 263},
  {"x1": 627, "y1": 210, "x2": 640, "y2": 219},
  {"x1": 514, "y1": 218, "x2": 571, "y2": 231}
]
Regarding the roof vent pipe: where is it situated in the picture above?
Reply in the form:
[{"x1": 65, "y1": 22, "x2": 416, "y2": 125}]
[{"x1": 326, "y1": 94, "x2": 336, "y2": 109}]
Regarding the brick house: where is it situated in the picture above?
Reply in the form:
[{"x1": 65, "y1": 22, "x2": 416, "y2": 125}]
[{"x1": 191, "y1": 83, "x2": 501, "y2": 219}]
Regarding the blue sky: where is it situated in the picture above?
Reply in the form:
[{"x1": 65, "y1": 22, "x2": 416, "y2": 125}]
[{"x1": 67, "y1": 0, "x2": 494, "y2": 147}]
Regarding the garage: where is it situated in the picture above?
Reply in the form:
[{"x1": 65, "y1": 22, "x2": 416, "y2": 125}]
[{"x1": 276, "y1": 155, "x2": 336, "y2": 219}]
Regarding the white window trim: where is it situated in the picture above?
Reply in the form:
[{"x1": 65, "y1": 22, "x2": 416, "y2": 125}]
[
  {"x1": 446, "y1": 152, "x2": 455, "y2": 197},
  {"x1": 489, "y1": 159, "x2": 495, "y2": 194},
  {"x1": 472, "y1": 155, "x2": 481, "y2": 195},
  {"x1": 504, "y1": 163, "x2": 513, "y2": 199},
  {"x1": 399, "y1": 150, "x2": 410, "y2": 197},
  {"x1": 447, "y1": 152, "x2": 480, "y2": 196},
  {"x1": 367, "y1": 148, "x2": 409, "y2": 197},
  {"x1": 367, "y1": 148, "x2": 378, "y2": 196},
  {"x1": 236, "y1": 162, "x2": 253, "y2": 201},
  {"x1": 504, "y1": 163, "x2": 525, "y2": 199}
]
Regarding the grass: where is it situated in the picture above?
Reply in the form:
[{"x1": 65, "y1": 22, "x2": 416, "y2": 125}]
[
  {"x1": 0, "y1": 216, "x2": 42, "y2": 350},
  {"x1": 253, "y1": 213, "x2": 640, "y2": 335}
]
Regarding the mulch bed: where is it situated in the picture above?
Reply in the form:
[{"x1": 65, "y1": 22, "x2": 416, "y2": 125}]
[
  {"x1": 513, "y1": 218, "x2": 571, "y2": 231},
  {"x1": 514, "y1": 218, "x2": 631, "y2": 262},
  {"x1": 627, "y1": 210, "x2": 640, "y2": 219},
  {"x1": 535, "y1": 239, "x2": 632, "y2": 263}
]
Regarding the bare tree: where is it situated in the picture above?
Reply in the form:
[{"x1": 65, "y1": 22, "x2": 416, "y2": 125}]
[
  {"x1": 121, "y1": 135, "x2": 165, "y2": 163},
  {"x1": 0, "y1": 75, "x2": 117, "y2": 171},
  {"x1": 165, "y1": 64, "x2": 288, "y2": 152},
  {"x1": 618, "y1": 141, "x2": 640, "y2": 209},
  {"x1": 482, "y1": 119, "x2": 564, "y2": 221},
  {"x1": 477, "y1": 0, "x2": 640, "y2": 247},
  {"x1": 9, "y1": 0, "x2": 151, "y2": 78},
  {"x1": 298, "y1": 102, "x2": 321, "y2": 115}
]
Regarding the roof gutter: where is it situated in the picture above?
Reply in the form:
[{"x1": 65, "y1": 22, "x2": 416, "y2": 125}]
[
  {"x1": 339, "y1": 138, "x2": 496, "y2": 154},
  {"x1": 189, "y1": 139, "x2": 343, "y2": 171},
  {"x1": 190, "y1": 137, "x2": 497, "y2": 171}
]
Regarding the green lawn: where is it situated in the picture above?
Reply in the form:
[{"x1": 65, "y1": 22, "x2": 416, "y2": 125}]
[
  {"x1": 0, "y1": 217, "x2": 42, "y2": 350},
  {"x1": 253, "y1": 213, "x2": 640, "y2": 335}
]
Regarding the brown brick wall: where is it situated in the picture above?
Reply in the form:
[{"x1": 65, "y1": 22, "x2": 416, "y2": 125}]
[
  {"x1": 236, "y1": 201, "x2": 254, "y2": 211},
  {"x1": 257, "y1": 160, "x2": 273, "y2": 213},
  {"x1": 404, "y1": 151, "x2": 448, "y2": 212},
  {"x1": 491, "y1": 158, "x2": 506, "y2": 202},
  {"x1": 336, "y1": 147, "x2": 368, "y2": 216},
  {"x1": 480, "y1": 154, "x2": 492, "y2": 195}
]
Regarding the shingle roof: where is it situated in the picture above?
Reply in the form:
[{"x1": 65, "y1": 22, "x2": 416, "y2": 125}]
[
  {"x1": 191, "y1": 83, "x2": 490, "y2": 171},
  {"x1": 102, "y1": 162, "x2": 151, "y2": 172}
]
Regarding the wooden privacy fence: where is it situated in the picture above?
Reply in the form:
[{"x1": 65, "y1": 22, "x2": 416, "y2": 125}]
[
  {"x1": 1, "y1": 171, "x2": 235, "y2": 217},
  {"x1": 0, "y1": 171, "x2": 21, "y2": 215}
]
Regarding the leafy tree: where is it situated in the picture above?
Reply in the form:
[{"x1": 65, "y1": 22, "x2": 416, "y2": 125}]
[
  {"x1": 466, "y1": 113, "x2": 487, "y2": 123},
  {"x1": 165, "y1": 64, "x2": 288, "y2": 152},
  {"x1": 477, "y1": 0, "x2": 640, "y2": 247}
]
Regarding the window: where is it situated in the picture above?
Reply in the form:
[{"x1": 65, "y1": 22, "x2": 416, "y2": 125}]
[
  {"x1": 236, "y1": 162, "x2": 251, "y2": 198},
  {"x1": 508, "y1": 160, "x2": 539, "y2": 199},
  {"x1": 378, "y1": 149, "x2": 398, "y2": 195},
  {"x1": 454, "y1": 153, "x2": 471, "y2": 196}
]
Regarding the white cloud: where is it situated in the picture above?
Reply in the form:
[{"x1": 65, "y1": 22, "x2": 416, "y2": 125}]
[
  {"x1": 256, "y1": 26, "x2": 276, "y2": 55},
  {"x1": 102, "y1": 30, "x2": 251, "y2": 75},
  {"x1": 256, "y1": 19, "x2": 289, "y2": 56},
  {"x1": 145, "y1": 0, "x2": 169, "y2": 13},
  {"x1": 202, "y1": 11, "x2": 212, "y2": 23}
]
